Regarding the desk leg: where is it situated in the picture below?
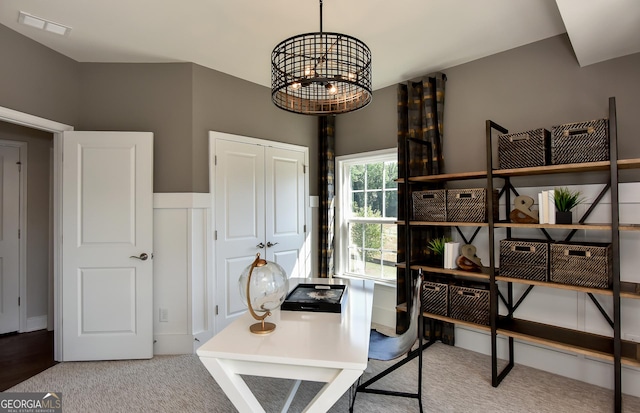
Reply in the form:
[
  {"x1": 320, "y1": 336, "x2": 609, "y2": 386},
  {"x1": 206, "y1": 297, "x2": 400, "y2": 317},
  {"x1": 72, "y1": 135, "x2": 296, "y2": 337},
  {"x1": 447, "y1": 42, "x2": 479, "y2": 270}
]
[
  {"x1": 200, "y1": 357, "x2": 265, "y2": 413},
  {"x1": 281, "y1": 379, "x2": 301, "y2": 413},
  {"x1": 303, "y1": 369, "x2": 362, "y2": 413}
]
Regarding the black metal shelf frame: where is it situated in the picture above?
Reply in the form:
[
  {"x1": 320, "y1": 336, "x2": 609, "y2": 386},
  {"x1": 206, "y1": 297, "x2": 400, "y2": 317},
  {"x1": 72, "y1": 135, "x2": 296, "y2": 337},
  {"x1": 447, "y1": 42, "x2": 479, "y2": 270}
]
[{"x1": 485, "y1": 97, "x2": 624, "y2": 412}]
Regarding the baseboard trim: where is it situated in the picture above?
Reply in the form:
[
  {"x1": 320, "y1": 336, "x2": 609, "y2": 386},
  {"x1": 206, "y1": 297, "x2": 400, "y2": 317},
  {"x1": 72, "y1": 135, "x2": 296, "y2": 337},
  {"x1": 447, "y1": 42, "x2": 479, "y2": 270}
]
[{"x1": 25, "y1": 315, "x2": 48, "y2": 332}]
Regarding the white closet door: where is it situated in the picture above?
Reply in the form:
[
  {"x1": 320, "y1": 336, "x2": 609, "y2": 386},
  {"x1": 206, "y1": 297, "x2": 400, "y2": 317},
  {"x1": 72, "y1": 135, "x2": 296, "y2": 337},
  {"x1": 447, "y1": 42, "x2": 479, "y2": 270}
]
[
  {"x1": 212, "y1": 133, "x2": 308, "y2": 334},
  {"x1": 214, "y1": 139, "x2": 266, "y2": 332},
  {"x1": 265, "y1": 146, "x2": 306, "y2": 278}
]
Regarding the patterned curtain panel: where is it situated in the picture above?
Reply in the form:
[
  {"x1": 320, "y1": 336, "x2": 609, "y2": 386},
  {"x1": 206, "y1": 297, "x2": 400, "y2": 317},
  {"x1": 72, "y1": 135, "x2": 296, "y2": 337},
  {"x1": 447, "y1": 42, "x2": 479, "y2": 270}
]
[
  {"x1": 318, "y1": 116, "x2": 336, "y2": 278},
  {"x1": 397, "y1": 73, "x2": 448, "y2": 337}
]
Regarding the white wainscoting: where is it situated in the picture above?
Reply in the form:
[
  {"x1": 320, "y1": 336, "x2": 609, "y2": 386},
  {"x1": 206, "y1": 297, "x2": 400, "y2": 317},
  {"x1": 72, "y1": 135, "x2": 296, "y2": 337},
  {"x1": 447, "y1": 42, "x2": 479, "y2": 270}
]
[{"x1": 153, "y1": 193, "x2": 213, "y2": 355}]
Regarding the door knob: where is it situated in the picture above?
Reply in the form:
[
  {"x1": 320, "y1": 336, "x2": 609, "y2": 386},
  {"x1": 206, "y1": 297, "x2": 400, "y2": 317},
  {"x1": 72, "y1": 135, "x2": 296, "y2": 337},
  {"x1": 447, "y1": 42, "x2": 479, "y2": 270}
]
[
  {"x1": 256, "y1": 242, "x2": 265, "y2": 249},
  {"x1": 130, "y1": 253, "x2": 149, "y2": 261},
  {"x1": 267, "y1": 242, "x2": 279, "y2": 248}
]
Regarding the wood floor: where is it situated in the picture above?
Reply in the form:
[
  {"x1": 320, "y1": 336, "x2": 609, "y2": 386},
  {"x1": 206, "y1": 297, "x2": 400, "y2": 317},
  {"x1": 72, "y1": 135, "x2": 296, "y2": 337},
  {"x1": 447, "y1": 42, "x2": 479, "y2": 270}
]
[{"x1": 0, "y1": 330, "x2": 57, "y2": 391}]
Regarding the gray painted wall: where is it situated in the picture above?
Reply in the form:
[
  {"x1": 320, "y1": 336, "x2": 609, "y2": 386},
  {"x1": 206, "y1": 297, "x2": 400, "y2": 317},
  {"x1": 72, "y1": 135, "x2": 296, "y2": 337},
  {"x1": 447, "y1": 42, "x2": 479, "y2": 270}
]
[
  {"x1": 0, "y1": 122, "x2": 53, "y2": 319},
  {"x1": 337, "y1": 34, "x2": 640, "y2": 179},
  {"x1": 0, "y1": 24, "x2": 79, "y2": 126}
]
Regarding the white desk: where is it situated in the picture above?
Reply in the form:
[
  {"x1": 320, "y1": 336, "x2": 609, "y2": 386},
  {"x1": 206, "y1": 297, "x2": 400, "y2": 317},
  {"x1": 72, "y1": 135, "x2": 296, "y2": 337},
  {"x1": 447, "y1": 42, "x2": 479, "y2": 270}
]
[{"x1": 197, "y1": 277, "x2": 374, "y2": 413}]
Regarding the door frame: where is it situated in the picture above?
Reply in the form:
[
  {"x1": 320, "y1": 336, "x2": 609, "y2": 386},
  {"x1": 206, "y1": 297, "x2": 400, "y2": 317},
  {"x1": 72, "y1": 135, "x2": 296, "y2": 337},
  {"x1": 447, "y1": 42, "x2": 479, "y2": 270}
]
[
  {"x1": 209, "y1": 131, "x2": 311, "y2": 334},
  {"x1": 0, "y1": 105, "x2": 73, "y2": 361},
  {"x1": 0, "y1": 140, "x2": 28, "y2": 333}
]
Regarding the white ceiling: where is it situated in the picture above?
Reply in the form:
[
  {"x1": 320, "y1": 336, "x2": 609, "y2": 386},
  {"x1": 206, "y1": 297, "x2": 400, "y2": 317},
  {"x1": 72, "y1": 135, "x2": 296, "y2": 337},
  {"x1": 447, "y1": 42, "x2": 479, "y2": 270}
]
[{"x1": 1, "y1": 0, "x2": 638, "y2": 91}]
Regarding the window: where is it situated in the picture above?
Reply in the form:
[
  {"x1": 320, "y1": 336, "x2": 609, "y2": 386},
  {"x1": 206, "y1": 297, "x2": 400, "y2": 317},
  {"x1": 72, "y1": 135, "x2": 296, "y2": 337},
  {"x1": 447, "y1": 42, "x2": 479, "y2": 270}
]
[{"x1": 336, "y1": 149, "x2": 397, "y2": 283}]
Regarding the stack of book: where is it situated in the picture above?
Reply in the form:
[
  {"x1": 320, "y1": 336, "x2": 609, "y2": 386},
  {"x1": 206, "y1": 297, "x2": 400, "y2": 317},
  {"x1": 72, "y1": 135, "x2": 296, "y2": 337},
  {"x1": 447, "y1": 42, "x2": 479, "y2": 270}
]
[
  {"x1": 444, "y1": 242, "x2": 460, "y2": 269},
  {"x1": 537, "y1": 190, "x2": 556, "y2": 224}
]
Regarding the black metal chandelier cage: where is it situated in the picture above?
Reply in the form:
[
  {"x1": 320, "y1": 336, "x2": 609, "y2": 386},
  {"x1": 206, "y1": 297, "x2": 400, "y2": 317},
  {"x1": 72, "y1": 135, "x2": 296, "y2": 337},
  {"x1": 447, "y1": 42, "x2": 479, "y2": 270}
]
[{"x1": 271, "y1": 0, "x2": 372, "y2": 115}]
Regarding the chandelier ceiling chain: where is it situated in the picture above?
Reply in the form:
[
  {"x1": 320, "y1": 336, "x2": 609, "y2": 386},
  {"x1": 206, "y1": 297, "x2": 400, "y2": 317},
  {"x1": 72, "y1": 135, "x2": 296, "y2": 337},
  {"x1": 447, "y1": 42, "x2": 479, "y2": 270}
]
[{"x1": 271, "y1": 0, "x2": 372, "y2": 115}]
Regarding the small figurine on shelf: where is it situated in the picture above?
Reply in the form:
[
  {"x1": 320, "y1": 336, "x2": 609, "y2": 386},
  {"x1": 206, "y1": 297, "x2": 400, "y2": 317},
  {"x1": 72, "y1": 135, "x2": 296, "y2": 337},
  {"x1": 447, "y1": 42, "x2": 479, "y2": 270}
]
[
  {"x1": 510, "y1": 195, "x2": 539, "y2": 223},
  {"x1": 456, "y1": 244, "x2": 483, "y2": 272}
]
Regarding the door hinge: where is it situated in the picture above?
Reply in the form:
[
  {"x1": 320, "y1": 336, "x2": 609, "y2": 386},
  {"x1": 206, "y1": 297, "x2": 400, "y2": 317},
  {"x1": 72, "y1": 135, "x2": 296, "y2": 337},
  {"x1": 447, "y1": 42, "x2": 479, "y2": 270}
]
[
  {"x1": 215, "y1": 305, "x2": 219, "y2": 315},
  {"x1": 17, "y1": 161, "x2": 21, "y2": 172},
  {"x1": 214, "y1": 155, "x2": 217, "y2": 166},
  {"x1": 18, "y1": 229, "x2": 21, "y2": 239},
  {"x1": 303, "y1": 165, "x2": 306, "y2": 174},
  {"x1": 214, "y1": 230, "x2": 217, "y2": 240},
  {"x1": 304, "y1": 224, "x2": 307, "y2": 233},
  {"x1": 18, "y1": 297, "x2": 20, "y2": 306}
]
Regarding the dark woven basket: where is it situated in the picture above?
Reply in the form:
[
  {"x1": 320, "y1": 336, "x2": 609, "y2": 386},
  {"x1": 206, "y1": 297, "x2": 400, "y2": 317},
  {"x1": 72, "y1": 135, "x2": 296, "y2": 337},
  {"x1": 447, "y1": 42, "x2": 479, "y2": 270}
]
[
  {"x1": 498, "y1": 128, "x2": 550, "y2": 169},
  {"x1": 412, "y1": 189, "x2": 446, "y2": 221},
  {"x1": 551, "y1": 119, "x2": 608, "y2": 165},
  {"x1": 421, "y1": 281, "x2": 448, "y2": 316},
  {"x1": 449, "y1": 285, "x2": 490, "y2": 325},
  {"x1": 447, "y1": 188, "x2": 499, "y2": 222},
  {"x1": 499, "y1": 239, "x2": 548, "y2": 282},
  {"x1": 550, "y1": 242, "x2": 612, "y2": 289}
]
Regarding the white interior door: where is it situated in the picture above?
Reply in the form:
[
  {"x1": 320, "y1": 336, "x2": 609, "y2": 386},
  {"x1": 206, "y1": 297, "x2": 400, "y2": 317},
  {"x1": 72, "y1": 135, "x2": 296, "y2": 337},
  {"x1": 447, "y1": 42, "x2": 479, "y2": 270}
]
[
  {"x1": 265, "y1": 147, "x2": 306, "y2": 277},
  {"x1": 62, "y1": 131, "x2": 153, "y2": 361},
  {"x1": 214, "y1": 139, "x2": 265, "y2": 331},
  {"x1": 212, "y1": 134, "x2": 308, "y2": 334},
  {"x1": 0, "y1": 145, "x2": 20, "y2": 335}
]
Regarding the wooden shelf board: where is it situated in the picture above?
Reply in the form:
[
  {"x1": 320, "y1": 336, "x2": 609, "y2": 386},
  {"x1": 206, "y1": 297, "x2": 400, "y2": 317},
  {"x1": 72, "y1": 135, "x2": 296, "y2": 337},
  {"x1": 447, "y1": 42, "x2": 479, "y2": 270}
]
[
  {"x1": 618, "y1": 158, "x2": 640, "y2": 170},
  {"x1": 497, "y1": 317, "x2": 640, "y2": 366},
  {"x1": 495, "y1": 277, "x2": 640, "y2": 299},
  {"x1": 396, "y1": 303, "x2": 491, "y2": 332},
  {"x1": 413, "y1": 265, "x2": 491, "y2": 281},
  {"x1": 494, "y1": 222, "x2": 611, "y2": 230},
  {"x1": 494, "y1": 162, "x2": 611, "y2": 177},
  {"x1": 620, "y1": 224, "x2": 640, "y2": 231},
  {"x1": 396, "y1": 159, "x2": 640, "y2": 183},
  {"x1": 407, "y1": 221, "x2": 489, "y2": 227}
]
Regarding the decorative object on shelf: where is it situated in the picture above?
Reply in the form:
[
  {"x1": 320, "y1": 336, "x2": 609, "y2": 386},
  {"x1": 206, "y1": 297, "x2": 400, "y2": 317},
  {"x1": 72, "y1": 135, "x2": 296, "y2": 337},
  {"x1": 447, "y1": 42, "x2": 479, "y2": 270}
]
[
  {"x1": 509, "y1": 195, "x2": 539, "y2": 223},
  {"x1": 537, "y1": 190, "x2": 556, "y2": 224},
  {"x1": 551, "y1": 118, "x2": 608, "y2": 164},
  {"x1": 553, "y1": 187, "x2": 584, "y2": 224},
  {"x1": 498, "y1": 128, "x2": 550, "y2": 169},
  {"x1": 455, "y1": 244, "x2": 483, "y2": 272},
  {"x1": 270, "y1": 0, "x2": 372, "y2": 115},
  {"x1": 427, "y1": 236, "x2": 450, "y2": 266},
  {"x1": 444, "y1": 241, "x2": 460, "y2": 269},
  {"x1": 238, "y1": 253, "x2": 289, "y2": 334}
]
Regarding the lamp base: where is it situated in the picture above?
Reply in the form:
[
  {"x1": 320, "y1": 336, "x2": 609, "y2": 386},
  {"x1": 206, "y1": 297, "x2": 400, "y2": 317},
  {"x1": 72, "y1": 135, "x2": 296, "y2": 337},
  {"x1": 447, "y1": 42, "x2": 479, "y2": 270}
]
[{"x1": 250, "y1": 321, "x2": 276, "y2": 334}]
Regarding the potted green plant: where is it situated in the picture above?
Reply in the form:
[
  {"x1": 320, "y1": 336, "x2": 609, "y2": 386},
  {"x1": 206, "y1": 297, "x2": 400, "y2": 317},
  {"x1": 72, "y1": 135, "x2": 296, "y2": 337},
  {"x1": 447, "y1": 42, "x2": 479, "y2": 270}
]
[
  {"x1": 427, "y1": 236, "x2": 450, "y2": 266},
  {"x1": 554, "y1": 187, "x2": 584, "y2": 224}
]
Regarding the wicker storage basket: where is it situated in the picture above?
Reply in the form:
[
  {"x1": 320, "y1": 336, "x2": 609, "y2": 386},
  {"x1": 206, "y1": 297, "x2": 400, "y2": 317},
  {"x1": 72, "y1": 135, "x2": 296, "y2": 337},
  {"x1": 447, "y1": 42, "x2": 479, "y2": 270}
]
[
  {"x1": 447, "y1": 188, "x2": 499, "y2": 222},
  {"x1": 499, "y1": 239, "x2": 549, "y2": 282},
  {"x1": 551, "y1": 119, "x2": 608, "y2": 165},
  {"x1": 412, "y1": 189, "x2": 446, "y2": 221},
  {"x1": 421, "y1": 281, "x2": 448, "y2": 317},
  {"x1": 498, "y1": 128, "x2": 550, "y2": 169},
  {"x1": 550, "y1": 242, "x2": 612, "y2": 289},
  {"x1": 449, "y1": 285, "x2": 490, "y2": 325}
]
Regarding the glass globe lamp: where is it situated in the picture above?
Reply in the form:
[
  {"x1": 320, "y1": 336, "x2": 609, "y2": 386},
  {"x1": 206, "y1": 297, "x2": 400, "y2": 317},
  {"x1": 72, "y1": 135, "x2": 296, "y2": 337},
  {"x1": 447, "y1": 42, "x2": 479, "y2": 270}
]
[{"x1": 238, "y1": 253, "x2": 289, "y2": 334}]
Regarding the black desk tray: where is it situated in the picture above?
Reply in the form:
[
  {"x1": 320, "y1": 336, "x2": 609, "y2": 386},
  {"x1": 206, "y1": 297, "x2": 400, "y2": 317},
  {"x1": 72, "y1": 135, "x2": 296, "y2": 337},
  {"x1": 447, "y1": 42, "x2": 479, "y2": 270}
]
[{"x1": 281, "y1": 284, "x2": 347, "y2": 313}]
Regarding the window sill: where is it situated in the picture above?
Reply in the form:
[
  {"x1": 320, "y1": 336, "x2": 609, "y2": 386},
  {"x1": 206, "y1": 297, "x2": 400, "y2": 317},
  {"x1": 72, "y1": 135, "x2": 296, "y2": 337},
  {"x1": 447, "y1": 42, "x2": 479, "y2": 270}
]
[{"x1": 332, "y1": 273, "x2": 396, "y2": 289}]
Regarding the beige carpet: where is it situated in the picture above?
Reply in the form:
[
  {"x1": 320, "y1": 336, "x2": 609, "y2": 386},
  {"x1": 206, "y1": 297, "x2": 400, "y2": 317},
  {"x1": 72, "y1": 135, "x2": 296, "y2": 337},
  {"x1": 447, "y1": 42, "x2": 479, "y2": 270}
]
[{"x1": 6, "y1": 342, "x2": 640, "y2": 412}]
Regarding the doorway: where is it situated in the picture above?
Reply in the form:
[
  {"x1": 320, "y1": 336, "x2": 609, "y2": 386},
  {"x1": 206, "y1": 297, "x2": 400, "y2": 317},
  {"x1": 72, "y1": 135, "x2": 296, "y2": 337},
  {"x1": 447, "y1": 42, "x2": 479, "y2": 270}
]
[
  {"x1": 0, "y1": 106, "x2": 74, "y2": 363},
  {"x1": 0, "y1": 122, "x2": 55, "y2": 386}
]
